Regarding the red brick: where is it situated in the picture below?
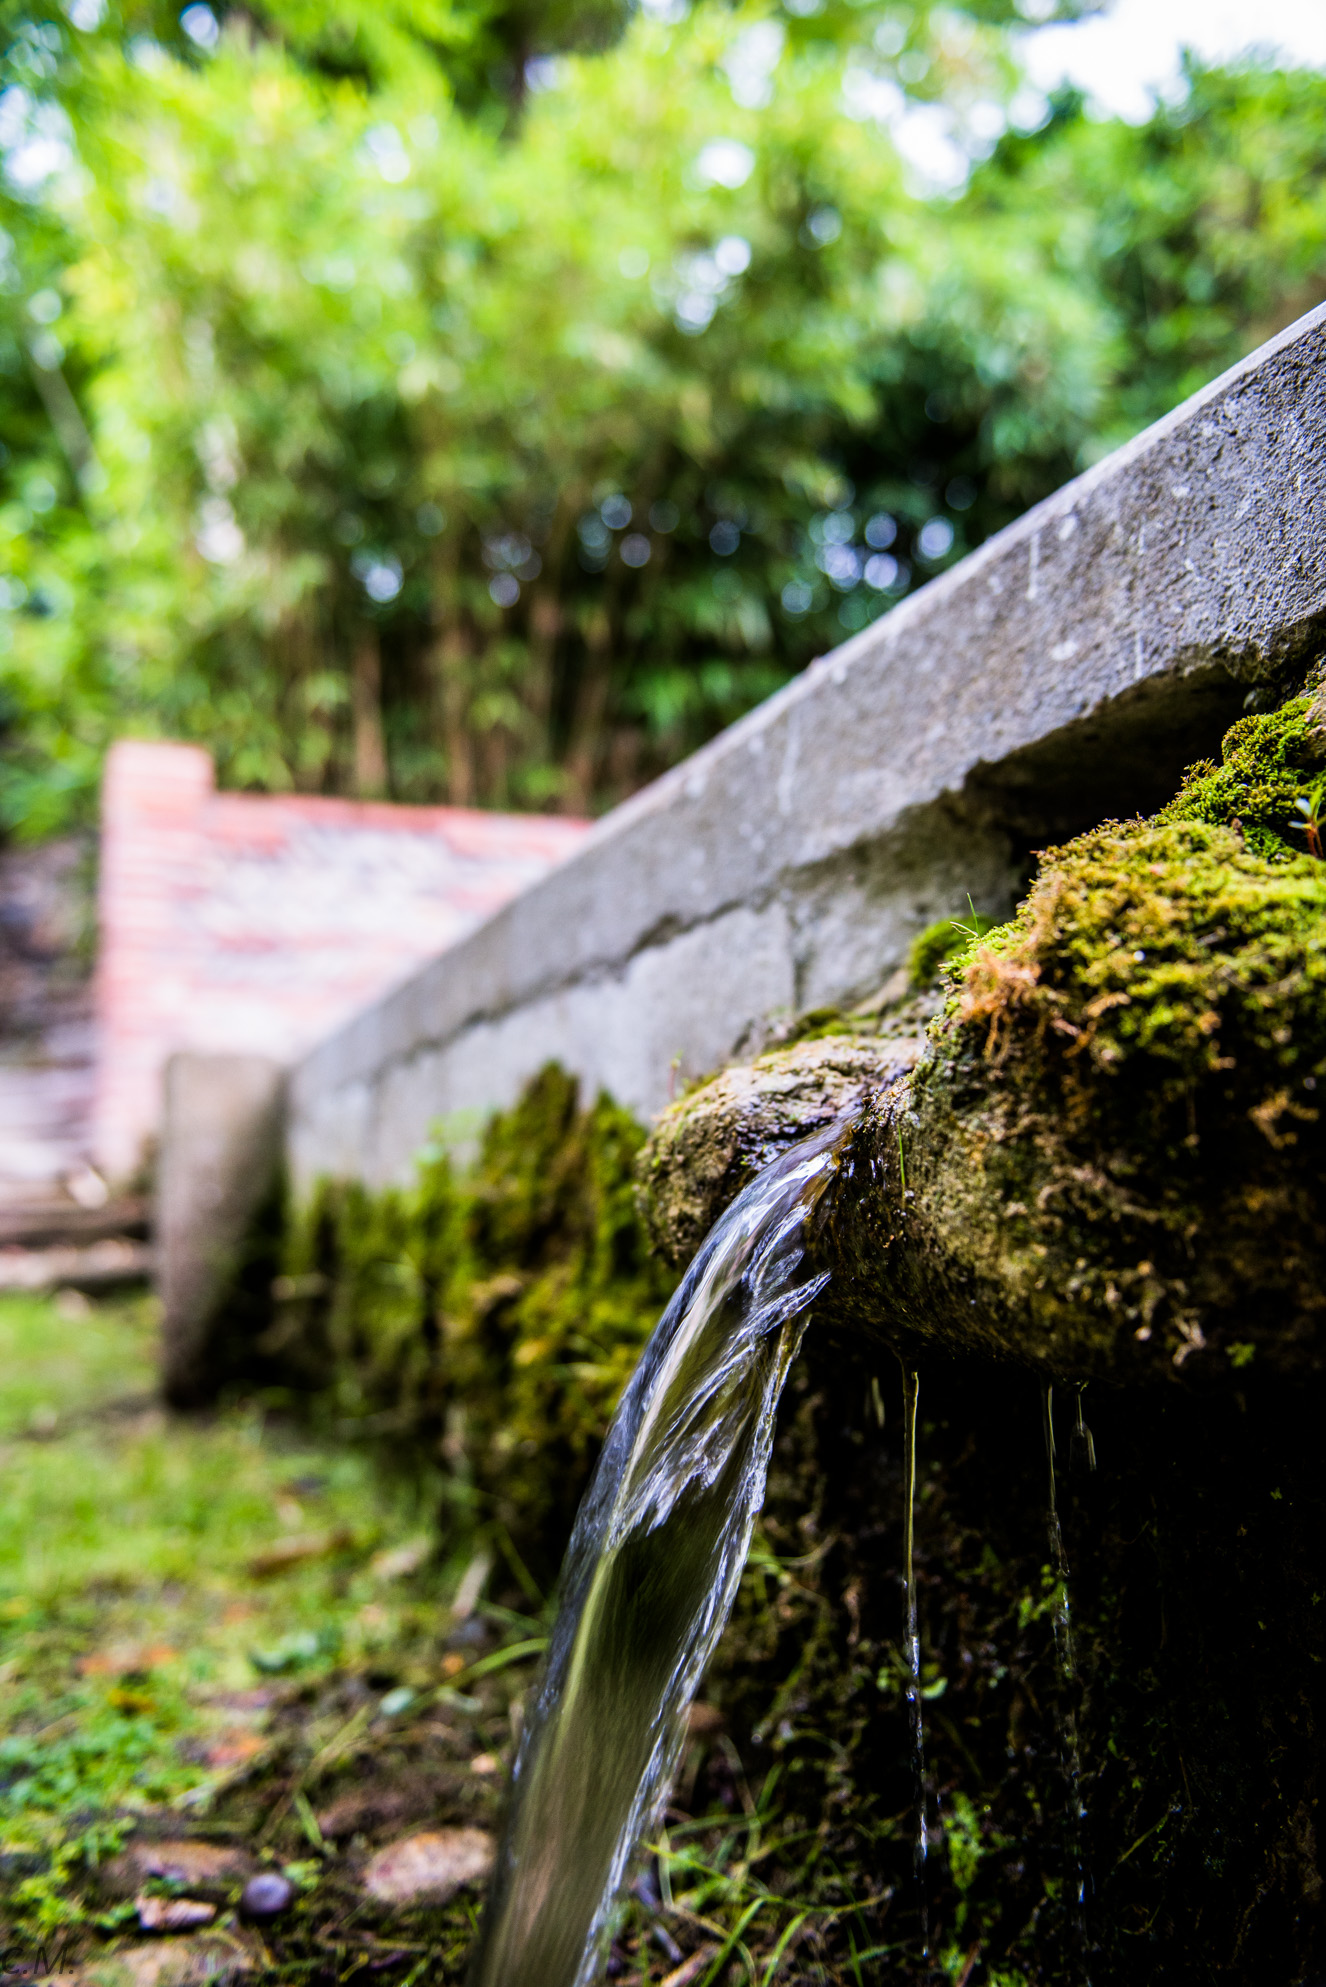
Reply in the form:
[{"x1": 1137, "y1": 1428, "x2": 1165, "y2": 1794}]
[{"x1": 92, "y1": 742, "x2": 588, "y2": 1184}]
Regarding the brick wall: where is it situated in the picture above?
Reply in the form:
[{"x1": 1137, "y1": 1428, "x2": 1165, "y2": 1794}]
[{"x1": 93, "y1": 740, "x2": 589, "y2": 1184}]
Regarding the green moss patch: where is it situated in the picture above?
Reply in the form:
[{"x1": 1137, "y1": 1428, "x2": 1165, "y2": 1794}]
[
  {"x1": 906, "y1": 692, "x2": 1326, "y2": 1374},
  {"x1": 277, "y1": 1066, "x2": 673, "y2": 1577},
  {"x1": 907, "y1": 911, "x2": 998, "y2": 991},
  {"x1": 1158, "y1": 685, "x2": 1326, "y2": 860}
]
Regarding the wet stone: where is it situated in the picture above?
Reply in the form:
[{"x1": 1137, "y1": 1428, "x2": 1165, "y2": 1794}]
[{"x1": 361, "y1": 1827, "x2": 495, "y2": 1908}]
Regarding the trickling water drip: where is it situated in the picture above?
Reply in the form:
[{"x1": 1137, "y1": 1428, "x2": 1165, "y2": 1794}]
[
  {"x1": 900, "y1": 1362, "x2": 929, "y2": 1954},
  {"x1": 1041, "y1": 1384, "x2": 1090, "y2": 1969},
  {"x1": 468, "y1": 1118, "x2": 851, "y2": 1987},
  {"x1": 1070, "y1": 1382, "x2": 1097, "y2": 1477}
]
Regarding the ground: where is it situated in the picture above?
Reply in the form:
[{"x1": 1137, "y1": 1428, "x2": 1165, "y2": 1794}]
[
  {"x1": 0, "y1": 1291, "x2": 905, "y2": 1987},
  {"x1": 12, "y1": 679, "x2": 1326, "y2": 1987},
  {"x1": 4, "y1": 1286, "x2": 1320, "y2": 1987},
  {"x1": 0, "y1": 1287, "x2": 513, "y2": 1982}
]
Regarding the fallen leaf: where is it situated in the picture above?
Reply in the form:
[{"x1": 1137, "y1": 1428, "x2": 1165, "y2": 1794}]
[
  {"x1": 101, "y1": 1840, "x2": 258, "y2": 1898},
  {"x1": 80, "y1": 1645, "x2": 178, "y2": 1678},
  {"x1": 315, "y1": 1787, "x2": 421, "y2": 1841},
  {"x1": 202, "y1": 1732, "x2": 266, "y2": 1769},
  {"x1": 34, "y1": 1930, "x2": 259, "y2": 1987},
  {"x1": 661, "y1": 1949, "x2": 718, "y2": 1987}
]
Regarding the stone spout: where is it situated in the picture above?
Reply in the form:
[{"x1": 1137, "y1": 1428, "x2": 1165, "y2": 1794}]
[{"x1": 638, "y1": 694, "x2": 1326, "y2": 1385}]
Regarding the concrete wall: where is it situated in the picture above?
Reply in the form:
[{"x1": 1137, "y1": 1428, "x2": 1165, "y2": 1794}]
[
  {"x1": 288, "y1": 303, "x2": 1326, "y2": 1195},
  {"x1": 93, "y1": 741, "x2": 588, "y2": 1184}
]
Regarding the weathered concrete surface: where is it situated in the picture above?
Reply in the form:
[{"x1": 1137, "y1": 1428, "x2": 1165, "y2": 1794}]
[
  {"x1": 157, "y1": 1052, "x2": 284, "y2": 1405},
  {"x1": 638, "y1": 1032, "x2": 924, "y2": 1272},
  {"x1": 289, "y1": 305, "x2": 1326, "y2": 1194}
]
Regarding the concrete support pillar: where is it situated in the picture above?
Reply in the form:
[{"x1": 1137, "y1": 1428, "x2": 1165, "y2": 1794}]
[{"x1": 156, "y1": 1052, "x2": 285, "y2": 1406}]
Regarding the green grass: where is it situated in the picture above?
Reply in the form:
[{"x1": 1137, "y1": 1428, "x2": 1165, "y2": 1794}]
[
  {"x1": 0, "y1": 1293, "x2": 462, "y2": 1860},
  {"x1": 0, "y1": 1291, "x2": 158, "y2": 1437},
  {"x1": 0, "y1": 1292, "x2": 901, "y2": 1983}
]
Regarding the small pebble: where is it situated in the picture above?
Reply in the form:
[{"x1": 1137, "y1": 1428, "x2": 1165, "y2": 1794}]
[
  {"x1": 241, "y1": 1872, "x2": 294, "y2": 1919},
  {"x1": 136, "y1": 1893, "x2": 216, "y2": 1931}
]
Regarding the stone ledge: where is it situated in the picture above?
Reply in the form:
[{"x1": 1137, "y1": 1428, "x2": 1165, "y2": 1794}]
[{"x1": 289, "y1": 303, "x2": 1326, "y2": 1191}]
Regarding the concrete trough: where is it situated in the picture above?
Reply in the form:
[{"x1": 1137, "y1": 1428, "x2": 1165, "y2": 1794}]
[{"x1": 276, "y1": 303, "x2": 1325, "y2": 1192}]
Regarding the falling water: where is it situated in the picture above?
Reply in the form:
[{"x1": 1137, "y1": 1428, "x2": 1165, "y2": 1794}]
[
  {"x1": 1070, "y1": 1382, "x2": 1097, "y2": 1478},
  {"x1": 1041, "y1": 1384, "x2": 1089, "y2": 1964},
  {"x1": 469, "y1": 1117, "x2": 851, "y2": 1987},
  {"x1": 900, "y1": 1363, "x2": 929, "y2": 1953}
]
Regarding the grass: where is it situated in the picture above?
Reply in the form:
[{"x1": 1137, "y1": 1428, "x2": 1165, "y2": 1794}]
[
  {"x1": 0, "y1": 1292, "x2": 936, "y2": 1985},
  {"x1": 0, "y1": 1290, "x2": 521, "y2": 1974},
  {"x1": 0, "y1": 1291, "x2": 463, "y2": 1819}
]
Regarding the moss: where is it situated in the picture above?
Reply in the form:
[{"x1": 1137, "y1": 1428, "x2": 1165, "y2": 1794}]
[
  {"x1": 845, "y1": 695, "x2": 1326, "y2": 1380},
  {"x1": 1158, "y1": 686, "x2": 1326, "y2": 860},
  {"x1": 635, "y1": 690, "x2": 1326, "y2": 1386},
  {"x1": 908, "y1": 911, "x2": 997, "y2": 990},
  {"x1": 279, "y1": 1066, "x2": 672, "y2": 1577},
  {"x1": 946, "y1": 814, "x2": 1326, "y2": 1124},
  {"x1": 628, "y1": 686, "x2": 1326, "y2": 1977}
]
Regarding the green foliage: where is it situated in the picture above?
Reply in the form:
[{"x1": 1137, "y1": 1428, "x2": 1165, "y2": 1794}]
[
  {"x1": 907, "y1": 909, "x2": 996, "y2": 988},
  {"x1": 0, "y1": 0, "x2": 1321, "y2": 834},
  {"x1": 0, "y1": 1288, "x2": 482, "y2": 1955},
  {"x1": 283, "y1": 1063, "x2": 673, "y2": 1571},
  {"x1": 1160, "y1": 688, "x2": 1326, "y2": 860},
  {"x1": 971, "y1": 65, "x2": 1326, "y2": 457}
]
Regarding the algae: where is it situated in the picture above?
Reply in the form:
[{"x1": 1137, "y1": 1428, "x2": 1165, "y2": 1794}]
[
  {"x1": 873, "y1": 693, "x2": 1326, "y2": 1379},
  {"x1": 907, "y1": 910, "x2": 998, "y2": 991},
  {"x1": 277, "y1": 1066, "x2": 672, "y2": 1577}
]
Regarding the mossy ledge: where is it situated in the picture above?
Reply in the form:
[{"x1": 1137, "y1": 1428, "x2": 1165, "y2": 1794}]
[
  {"x1": 641, "y1": 691, "x2": 1326, "y2": 1382},
  {"x1": 267, "y1": 1065, "x2": 672, "y2": 1579}
]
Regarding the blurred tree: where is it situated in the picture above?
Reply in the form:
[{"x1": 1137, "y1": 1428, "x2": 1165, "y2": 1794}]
[
  {"x1": 970, "y1": 65, "x2": 1326, "y2": 454},
  {"x1": 0, "y1": 1, "x2": 1321, "y2": 834}
]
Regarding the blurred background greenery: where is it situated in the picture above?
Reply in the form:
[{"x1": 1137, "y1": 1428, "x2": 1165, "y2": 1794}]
[{"x1": 0, "y1": 0, "x2": 1323, "y2": 834}]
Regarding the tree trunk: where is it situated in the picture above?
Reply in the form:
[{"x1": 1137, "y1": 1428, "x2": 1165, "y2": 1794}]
[
  {"x1": 351, "y1": 626, "x2": 388, "y2": 798},
  {"x1": 562, "y1": 605, "x2": 612, "y2": 814}
]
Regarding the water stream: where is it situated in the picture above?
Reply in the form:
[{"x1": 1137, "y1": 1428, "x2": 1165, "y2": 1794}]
[
  {"x1": 1041, "y1": 1384, "x2": 1089, "y2": 1963},
  {"x1": 468, "y1": 1117, "x2": 851, "y2": 1987},
  {"x1": 900, "y1": 1362, "x2": 929, "y2": 1953}
]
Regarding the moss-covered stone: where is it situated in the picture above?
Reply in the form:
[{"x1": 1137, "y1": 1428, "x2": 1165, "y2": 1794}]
[
  {"x1": 906, "y1": 910, "x2": 997, "y2": 990},
  {"x1": 623, "y1": 693, "x2": 1326, "y2": 1983},
  {"x1": 1158, "y1": 684, "x2": 1326, "y2": 860},
  {"x1": 875, "y1": 697, "x2": 1326, "y2": 1380},
  {"x1": 638, "y1": 693, "x2": 1326, "y2": 1383},
  {"x1": 637, "y1": 1035, "x2": 916, "y2": 1271},
  {"x1": 276, "y1": 1066, "x2": 672, "y2": 1576}
]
